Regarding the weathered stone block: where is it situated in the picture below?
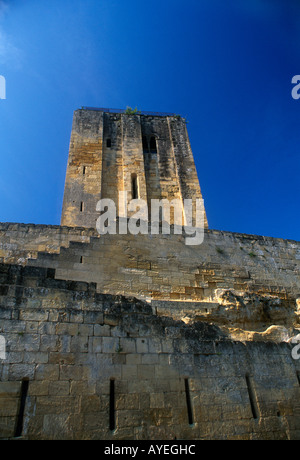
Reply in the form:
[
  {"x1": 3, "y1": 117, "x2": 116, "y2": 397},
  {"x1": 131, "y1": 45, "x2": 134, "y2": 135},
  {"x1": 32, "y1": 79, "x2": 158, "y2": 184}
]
[
  {"x1": 8, "y1": 364, "x2": 35, "y2": 380},
  {"x1": 0, "y1": 397, "x2": 19, "y2": 416},
  {"x1": 35, "y1": 364, "x2": 59, "y2": 381}
]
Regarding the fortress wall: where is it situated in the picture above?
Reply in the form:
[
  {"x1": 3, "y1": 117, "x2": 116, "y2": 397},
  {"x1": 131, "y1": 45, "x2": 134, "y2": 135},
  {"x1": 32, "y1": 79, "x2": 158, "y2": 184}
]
[
  {"x1": 0, "y1": 222, "x2": 299, "y2": 334},
  {"x1": 24, "y1": 225, "x2": 300, "y2": 307},
  {"x1": 0, "y1": 264, "x2": 299, "y2": 440},
  {"x1": 1, "y1": 108, "x2": 298, "y2": 440},
  {"x1": 0, "y1": 223, "x2": 97, "y2": 265}
]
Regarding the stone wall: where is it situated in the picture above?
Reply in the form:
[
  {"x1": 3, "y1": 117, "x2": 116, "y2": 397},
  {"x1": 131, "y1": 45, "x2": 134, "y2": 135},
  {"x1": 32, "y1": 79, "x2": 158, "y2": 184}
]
[
  {"x1": 27, "y1": 223, "x2": 300, "y2": 304},
  {"x1": 0, "y1": 223, "x2": 299, "y2": 439},
  {"x1": 0, "y1": 264, "x2": 299, "y2": 440},
  {"x1": 0, "y1": 223, "x2": 97, "y2": 266},
  {"x1": 1, "y1": 222, "x2": 299, "y2": 337},
  {"x1": 1, "y1": 107, "x2": 298, "y2": 440}
]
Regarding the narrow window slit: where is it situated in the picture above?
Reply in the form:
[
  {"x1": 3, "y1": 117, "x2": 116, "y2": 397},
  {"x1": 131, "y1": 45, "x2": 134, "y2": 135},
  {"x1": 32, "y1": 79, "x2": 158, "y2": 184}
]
[
  {"x1": 83, "y1": 166, "x2": 86, "y2": 175},
  {"x1": 184, "y1": 378, "x2": 193, "y2": 425},
  {"x1": 106, "y1": 138, "x2": 111, "y2": 148},
  {"x1": 109, "y1": 379, "x2": 115, "y2": 431},
  {"x1": 79, "y1": 256, "x2": 83, "y2": 264},
  {"x1": 245, "y1": 374, "x2": 259, "y2": 420},
  {"x1": 131, "y1": 174, "x2": 138, "y2": 200},
  {"x1": 297, "y1": 371, "x2": 300, "y2": 386},
  {"x1": 142, "y1": 135, "x2": 148, "y2": 152},
  {"x1": 80, "y1": 202, "x2": 84, "y2": 212},
  {"x1": 15, "y1": 379, "x2": 29, "y2": 437},
  {"x1": 150, "y1": 136, "x2": 157, "y2": 153}
]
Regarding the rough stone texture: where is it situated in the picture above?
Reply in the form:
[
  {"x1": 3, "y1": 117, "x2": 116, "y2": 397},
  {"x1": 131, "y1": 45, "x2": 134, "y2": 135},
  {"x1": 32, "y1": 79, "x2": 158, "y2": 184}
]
[
  {"x1": 61, "y1": 110, "x2": 104, "y2": 228},
  {"x1": 0, "y1": 223, "x2": 97, "y2": 266},
  {"x1": 0, "y1": 264, "x2": 299, "y2": 440},
  {"x1": 26, "y1": 226, "x2": 300, "y2": 333},
  {"x1": 61, "y1": 109, "x2": 208, "y2": 228},
  {"x1": 2, "y1": 223, "x2": 299, "y2": 308},
  {"x1": 0, "y1": 108, "x2": 300, "y2": 440}
]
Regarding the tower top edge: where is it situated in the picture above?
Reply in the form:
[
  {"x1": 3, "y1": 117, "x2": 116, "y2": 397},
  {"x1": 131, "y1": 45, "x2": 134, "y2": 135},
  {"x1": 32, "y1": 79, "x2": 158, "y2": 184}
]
[{"x1": 77, "y1": 107, "x2": 183, "y2": 118}]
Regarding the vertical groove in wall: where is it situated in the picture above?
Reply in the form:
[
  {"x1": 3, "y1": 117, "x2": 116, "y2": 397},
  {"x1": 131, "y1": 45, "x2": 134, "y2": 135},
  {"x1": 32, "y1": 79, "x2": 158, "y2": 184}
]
[
  {"x1": 100, "y1": 114, "x2": 105, "y2": 201},
  {"x1": 184, "y1": 378, "x2": 194, "y2": 425},
  {"x1": 119, "y1": 114, "x2": 125, "y2": 216},
  {"x1": 166, "y1": 117, "x2": 184, "y2": 205},
  {"x1": 109, "y1": 379, "x2": 115, "y2": 431},
  {"x1": 245, "y1": 374, "x2": 259, "y2": 420},
  {"x1": 14, "y1": 379, "x2": 29, "y2": 437}
]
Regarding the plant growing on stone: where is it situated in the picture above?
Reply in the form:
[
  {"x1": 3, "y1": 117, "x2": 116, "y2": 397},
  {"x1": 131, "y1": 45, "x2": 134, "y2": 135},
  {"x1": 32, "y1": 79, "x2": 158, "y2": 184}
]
[{"x1": 125, "y1": 106, "x2": 139, "y2": 115}]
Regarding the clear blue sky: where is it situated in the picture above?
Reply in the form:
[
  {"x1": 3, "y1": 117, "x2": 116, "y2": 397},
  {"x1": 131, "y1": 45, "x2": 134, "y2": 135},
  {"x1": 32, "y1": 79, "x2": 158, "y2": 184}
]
[{"x1": 0, "y1": 0, "x2": 299, "y2": 241}]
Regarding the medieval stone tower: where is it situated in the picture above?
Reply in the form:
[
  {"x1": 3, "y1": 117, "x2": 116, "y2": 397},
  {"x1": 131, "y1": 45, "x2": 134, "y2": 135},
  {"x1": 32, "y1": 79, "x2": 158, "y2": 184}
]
[
  {"x1": 0, "y1": 108, "x2": 299, "y2": 441},
  {"x1": 61, "y1": 108, "x2": 208, "y2": 229}
]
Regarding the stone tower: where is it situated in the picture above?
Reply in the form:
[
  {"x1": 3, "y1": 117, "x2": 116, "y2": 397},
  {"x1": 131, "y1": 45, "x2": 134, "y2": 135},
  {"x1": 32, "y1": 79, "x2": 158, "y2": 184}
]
[
  {"x1": 0, "y1": 108, "x2": 299, "y2": 441},
  {"x1": 61, "y1": 108, "x2": 208, "y2": 229}
]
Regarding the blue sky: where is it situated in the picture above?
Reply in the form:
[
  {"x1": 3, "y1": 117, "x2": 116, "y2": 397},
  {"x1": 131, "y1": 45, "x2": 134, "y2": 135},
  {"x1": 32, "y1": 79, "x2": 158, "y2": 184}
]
[{"x1": 0, "y1": 0, "x2": 299, "y2": 241}]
